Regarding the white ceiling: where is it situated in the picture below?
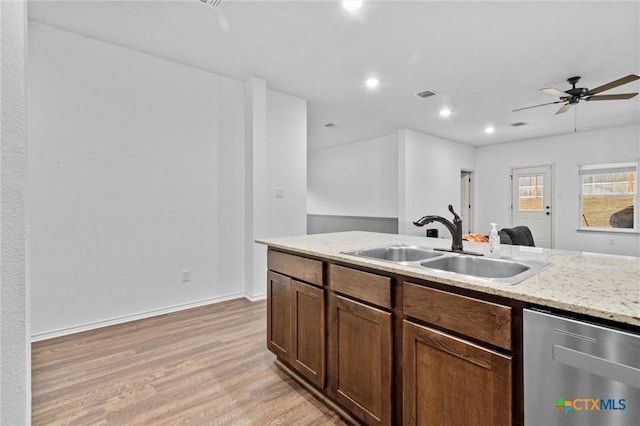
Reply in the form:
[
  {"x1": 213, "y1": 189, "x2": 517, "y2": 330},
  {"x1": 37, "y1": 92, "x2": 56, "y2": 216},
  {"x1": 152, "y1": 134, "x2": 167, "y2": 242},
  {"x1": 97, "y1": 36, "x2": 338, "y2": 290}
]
[{"x1": 28, "y1": 0, "x2": 640, "y2": 151}]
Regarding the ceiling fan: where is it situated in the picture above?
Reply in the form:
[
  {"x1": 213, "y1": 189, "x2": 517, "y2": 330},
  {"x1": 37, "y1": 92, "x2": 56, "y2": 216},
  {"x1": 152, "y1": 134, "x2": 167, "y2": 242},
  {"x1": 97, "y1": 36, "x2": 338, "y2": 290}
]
[{"x1": 514, "y1": 74, "x2": 640, "y2": 115}]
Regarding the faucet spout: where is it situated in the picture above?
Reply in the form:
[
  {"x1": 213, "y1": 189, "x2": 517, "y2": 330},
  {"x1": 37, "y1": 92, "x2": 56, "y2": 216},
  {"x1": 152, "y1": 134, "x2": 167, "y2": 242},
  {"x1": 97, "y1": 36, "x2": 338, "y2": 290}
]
[{"x1": 413, "y1": 204, "x2": 464, "y2": 253}]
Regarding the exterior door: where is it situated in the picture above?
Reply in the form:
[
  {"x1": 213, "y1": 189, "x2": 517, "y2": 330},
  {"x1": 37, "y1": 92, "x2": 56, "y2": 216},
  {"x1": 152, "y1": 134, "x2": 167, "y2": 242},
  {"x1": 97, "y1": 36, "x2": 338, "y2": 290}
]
[{"x1": 511, "y1": 165, "x2": 553, "y2": 248}]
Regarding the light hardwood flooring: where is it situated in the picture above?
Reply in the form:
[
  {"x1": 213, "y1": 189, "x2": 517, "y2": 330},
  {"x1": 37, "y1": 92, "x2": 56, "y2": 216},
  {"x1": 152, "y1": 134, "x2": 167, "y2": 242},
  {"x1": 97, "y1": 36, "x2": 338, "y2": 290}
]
[{"x1": 32, "y1": 298, "x2": 346, "y2": 425}]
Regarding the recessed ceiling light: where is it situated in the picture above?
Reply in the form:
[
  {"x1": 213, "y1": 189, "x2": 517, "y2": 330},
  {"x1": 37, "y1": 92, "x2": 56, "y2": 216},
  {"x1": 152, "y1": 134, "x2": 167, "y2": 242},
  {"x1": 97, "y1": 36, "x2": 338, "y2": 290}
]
[
  {"x1": 365, "y1": 77, "x2": 379, "y2": 89},
  {"x1": 439, "y1": 108, "x2": 451, "y2": 117},
  {"x1": 343, "y1": 1, "x2": 363, "y2": 12},
  {"x1": 485, "y1": 126, "x2": 495, "y2": 134}
]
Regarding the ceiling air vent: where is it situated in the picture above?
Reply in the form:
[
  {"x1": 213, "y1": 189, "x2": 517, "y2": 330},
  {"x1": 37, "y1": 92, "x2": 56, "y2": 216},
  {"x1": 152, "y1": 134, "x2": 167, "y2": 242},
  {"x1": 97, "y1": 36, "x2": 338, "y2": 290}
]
[
  {"x1": 415, "y1": 90, "x2": 441, "y2": 99},
  {"x1": 200, "y1": 0, "x2": 223, "y2": 8},
  {"x1": 511, "y1": 122, "x2": 527, "y2": 127}
]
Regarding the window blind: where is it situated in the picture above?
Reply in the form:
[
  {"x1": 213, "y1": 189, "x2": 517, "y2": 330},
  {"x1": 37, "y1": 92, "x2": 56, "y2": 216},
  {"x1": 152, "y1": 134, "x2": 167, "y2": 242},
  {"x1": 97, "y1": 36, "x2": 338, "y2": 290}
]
[{"x1": 579, "y1": 162, "x2": 637, "y2": 175}]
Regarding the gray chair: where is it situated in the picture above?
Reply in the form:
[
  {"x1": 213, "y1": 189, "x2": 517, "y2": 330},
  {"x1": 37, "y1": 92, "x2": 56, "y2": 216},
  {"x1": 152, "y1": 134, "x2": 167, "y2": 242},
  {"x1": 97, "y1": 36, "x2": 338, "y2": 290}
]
[
  {"x1": 500, "y1": 226, "x2": 535, "y2": 247},
  {"x1": 497, "y1": 230, "x2": 512, "y2": 245}
]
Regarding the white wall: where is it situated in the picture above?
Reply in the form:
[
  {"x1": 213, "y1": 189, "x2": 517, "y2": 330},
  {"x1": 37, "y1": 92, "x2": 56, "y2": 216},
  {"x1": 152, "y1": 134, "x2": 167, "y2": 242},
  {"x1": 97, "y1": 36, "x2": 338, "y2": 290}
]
[
  {"x1": 246, "y1": 85, "x2": 308, "y2": 299},
  {"x1": 308, "y1": 134, "x2": 398, "y2": 217},
  {"x1": 307, "y1": 129, "x2": 476, "y2": 238},
  {"x1": 307, "y1": 125, "x2": 638, "y2": 256},
  {"x1": 245, "y1": 77, "x2": 267, "y2": 300},
  {"x1": 1, "y1": 1, "x2": 30, "y2": 423},
  {"x1": 28, "y1": 22, "x2": 247, "y2": 337},
  {"x1": 28, "y1": 22, "x2": 308, "y2": 336},
  {"x1": 398, "y1": 129, "x2": 476, "y2": 237},
  {"x1": 216, "y1": 69, "x2": 247, "y2": 304},
  {"x1": 475, "y1": 124, "x2": 640, "y2": 256},
  {"x1": 266, "y1": 90, "x2": 308, "y2": 238}
]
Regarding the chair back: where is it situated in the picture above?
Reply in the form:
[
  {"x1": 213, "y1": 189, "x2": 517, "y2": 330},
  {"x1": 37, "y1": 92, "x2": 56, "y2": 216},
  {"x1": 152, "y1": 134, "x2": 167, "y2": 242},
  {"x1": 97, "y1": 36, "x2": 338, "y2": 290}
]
[{"x1": 501, "y1": 226, "x2": 535, "y2": 247}]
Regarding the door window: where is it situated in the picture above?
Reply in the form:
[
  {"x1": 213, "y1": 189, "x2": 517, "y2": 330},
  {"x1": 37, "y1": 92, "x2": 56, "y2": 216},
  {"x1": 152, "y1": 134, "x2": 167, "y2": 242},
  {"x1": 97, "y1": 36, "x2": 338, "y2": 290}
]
[{"x1": 518, "y1": 175, "x2": 544, "y2": 211}]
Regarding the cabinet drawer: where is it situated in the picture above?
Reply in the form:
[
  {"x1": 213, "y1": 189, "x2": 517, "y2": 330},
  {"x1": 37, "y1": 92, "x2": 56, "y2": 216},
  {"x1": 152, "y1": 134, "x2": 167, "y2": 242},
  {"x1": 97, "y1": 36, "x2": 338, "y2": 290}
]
[
  {"x1": 403, "y1": 282, "x2": 512, "y2": 350},
  {"x1": 268, "y1": 250, "x2": 323, "y2": 287},
  {"x1": 329, "y1": 264, "x2": 391, "y2": 309}
]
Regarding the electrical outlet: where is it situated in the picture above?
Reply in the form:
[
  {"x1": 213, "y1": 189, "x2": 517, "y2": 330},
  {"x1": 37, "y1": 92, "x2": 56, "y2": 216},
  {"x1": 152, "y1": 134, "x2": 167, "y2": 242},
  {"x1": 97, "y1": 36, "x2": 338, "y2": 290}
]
[{"x1": 181, "y1": 269, "x2": 191, "y2": 283}]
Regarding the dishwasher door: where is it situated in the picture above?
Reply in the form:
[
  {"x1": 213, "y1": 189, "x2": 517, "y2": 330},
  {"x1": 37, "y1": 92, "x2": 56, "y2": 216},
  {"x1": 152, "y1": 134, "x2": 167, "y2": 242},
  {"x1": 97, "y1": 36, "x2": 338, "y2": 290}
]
[{"x1": 524, "y1": 309, "x2": 640, "y2": 426}]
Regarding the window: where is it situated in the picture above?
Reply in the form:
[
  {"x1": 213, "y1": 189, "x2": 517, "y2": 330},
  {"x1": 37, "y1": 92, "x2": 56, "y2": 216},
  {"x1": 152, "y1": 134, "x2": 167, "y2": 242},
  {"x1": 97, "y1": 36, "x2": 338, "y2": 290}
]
[{"x1": 579, "y1": 162, "x2": 638, "y2": 231}]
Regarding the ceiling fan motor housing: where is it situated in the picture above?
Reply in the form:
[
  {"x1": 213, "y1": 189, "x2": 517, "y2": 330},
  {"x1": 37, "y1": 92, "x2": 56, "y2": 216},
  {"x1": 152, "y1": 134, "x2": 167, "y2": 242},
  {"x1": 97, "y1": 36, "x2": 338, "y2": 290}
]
[
  {"x1": 567, "y1": 76, "x2": 581, "y2": 86},
  {"x1": 565, "y1": 76, "x2": 590, "y2": 102},
  {"x1": 561, "y1": 93, "x2": 586, "y2": 104}
]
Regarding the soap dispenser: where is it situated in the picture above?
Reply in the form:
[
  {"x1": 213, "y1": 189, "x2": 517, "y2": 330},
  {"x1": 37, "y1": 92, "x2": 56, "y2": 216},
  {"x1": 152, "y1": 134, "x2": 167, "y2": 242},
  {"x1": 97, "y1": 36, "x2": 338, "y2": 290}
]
[{"x1": 489, "y1": 223, "x2": 501, "y2": 257}]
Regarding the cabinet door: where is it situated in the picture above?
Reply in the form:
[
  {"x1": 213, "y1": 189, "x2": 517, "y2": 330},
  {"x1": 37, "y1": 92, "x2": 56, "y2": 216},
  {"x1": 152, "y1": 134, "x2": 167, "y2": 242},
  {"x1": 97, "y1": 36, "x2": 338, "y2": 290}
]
[
  {"x1": 329, "y1": 293, "x2": 392, "y2": 426},
  {"x1": 403, "y1": 320, "x2": 512, "y2": 426},
  {"x1": 267, "y1": 271, "x2": 290, "y2": 360},
  {"x1": 290, "y1": 279, "x2": 326, "y2": 388}
]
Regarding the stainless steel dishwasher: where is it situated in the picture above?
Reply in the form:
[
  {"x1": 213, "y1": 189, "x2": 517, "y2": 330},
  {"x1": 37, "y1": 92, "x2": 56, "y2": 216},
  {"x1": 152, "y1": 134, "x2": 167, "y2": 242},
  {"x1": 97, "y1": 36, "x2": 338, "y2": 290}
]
[{"x1": 524, "y1": 308, "x2": 640, "y2": 426}]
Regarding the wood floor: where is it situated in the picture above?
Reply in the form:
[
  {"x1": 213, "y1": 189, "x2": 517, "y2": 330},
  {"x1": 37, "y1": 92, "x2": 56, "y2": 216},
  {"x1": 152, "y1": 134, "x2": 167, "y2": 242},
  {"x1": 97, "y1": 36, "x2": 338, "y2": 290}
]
[{"x1": 32, "y1": 298, "x2": 347, "y2": 425}]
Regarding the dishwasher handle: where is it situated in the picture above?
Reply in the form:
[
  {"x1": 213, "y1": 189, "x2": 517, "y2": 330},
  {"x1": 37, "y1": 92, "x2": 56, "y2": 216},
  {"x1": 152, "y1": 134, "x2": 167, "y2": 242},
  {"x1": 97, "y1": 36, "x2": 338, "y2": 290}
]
[{"x1": 553, "y1": 345, "x2": 640, "y2": 389}]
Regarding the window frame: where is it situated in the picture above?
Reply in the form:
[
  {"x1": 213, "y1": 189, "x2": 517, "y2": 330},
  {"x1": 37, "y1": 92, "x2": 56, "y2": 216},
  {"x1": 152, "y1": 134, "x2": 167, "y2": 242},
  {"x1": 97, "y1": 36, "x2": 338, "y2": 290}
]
[{"x1": 577, "y1": 161, "x2": 639, "y2": 233}]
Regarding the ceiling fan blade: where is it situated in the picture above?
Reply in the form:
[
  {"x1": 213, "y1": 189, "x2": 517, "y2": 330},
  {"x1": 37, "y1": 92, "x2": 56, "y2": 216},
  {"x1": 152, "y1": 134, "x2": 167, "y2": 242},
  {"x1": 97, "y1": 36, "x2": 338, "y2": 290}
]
[
  {"x1": 588, "y1": 74, "x2": 640, "y2": 95},
  {"x1": 555, "y1": 104, "x2": 571, "y2": 114},
  {"x1": 512, "y1": 100, "x2": 563, "y2": 112},
  {"x1": 587, "y1": 93, "x2": 638, "y2": 101},
  {"x1": 541, "y1": 87, "x2": 570, "y2": 97}
]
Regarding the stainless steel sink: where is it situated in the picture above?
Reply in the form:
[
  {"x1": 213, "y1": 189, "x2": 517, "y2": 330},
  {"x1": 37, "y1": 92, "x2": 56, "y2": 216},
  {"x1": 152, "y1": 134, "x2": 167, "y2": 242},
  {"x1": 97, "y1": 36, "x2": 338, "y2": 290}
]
[
  {"x1": 420, "y1": 254, "x2": 549, "y2": 285},
  {"x1": 341, "y1": 244, "x2": 549, "y2": 285},
  {"x1": 341, "y1": 244, "x2": 443, "y2": 263}
]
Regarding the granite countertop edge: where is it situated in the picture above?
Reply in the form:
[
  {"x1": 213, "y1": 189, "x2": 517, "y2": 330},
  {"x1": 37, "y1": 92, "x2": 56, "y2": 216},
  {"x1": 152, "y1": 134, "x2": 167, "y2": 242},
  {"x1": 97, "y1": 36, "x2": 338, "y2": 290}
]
[{"x1": 256, "y1": 231, "x2": 640, "y2": 328}]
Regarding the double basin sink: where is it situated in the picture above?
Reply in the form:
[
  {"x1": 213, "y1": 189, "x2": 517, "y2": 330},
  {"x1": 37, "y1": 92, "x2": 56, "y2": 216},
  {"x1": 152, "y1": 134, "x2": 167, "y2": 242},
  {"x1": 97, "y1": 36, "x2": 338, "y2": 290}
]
[{"x1": 341, "y1": 244, "x2": 549, "y2": 285}]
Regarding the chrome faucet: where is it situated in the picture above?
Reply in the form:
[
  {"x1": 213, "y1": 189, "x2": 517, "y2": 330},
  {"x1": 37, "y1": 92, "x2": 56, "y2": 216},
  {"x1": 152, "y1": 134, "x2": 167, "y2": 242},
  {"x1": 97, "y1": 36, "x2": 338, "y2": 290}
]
[{"x1": 413, "y1": 204, "x2": 471, "y2": 254}]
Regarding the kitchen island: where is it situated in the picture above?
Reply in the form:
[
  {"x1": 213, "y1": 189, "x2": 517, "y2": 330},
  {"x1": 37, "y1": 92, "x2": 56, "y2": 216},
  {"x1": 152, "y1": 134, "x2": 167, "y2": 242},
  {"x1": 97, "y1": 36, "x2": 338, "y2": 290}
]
[{"x1": 256, "y1": 231, "x2": 640, "y2": 426}]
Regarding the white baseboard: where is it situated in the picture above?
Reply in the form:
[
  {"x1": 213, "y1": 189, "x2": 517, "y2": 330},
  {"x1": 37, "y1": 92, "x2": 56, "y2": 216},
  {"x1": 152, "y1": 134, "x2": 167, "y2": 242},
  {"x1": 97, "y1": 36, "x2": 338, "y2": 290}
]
[
  {"x1": 31, "y1": 292, "x2": 247, "y2": 342},
  {"x1": 245, "y1": 292, "x2": 266, "y2": 302}
]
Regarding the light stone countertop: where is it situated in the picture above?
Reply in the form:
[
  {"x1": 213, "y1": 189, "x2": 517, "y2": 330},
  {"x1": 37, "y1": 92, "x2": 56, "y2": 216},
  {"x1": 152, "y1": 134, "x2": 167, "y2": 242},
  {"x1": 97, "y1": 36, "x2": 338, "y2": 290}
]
[{"x1": 256, "y1": 231, "x2": 640, "y2": 327}]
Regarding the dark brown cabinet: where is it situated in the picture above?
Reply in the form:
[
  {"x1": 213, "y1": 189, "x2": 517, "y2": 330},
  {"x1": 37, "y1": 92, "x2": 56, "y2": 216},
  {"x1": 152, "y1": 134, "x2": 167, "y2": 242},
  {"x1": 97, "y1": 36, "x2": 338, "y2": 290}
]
[
  {"x1": 265, "y1": 248, "x2": 520, "y2": 425},
  {"x1": 266, "y1": 251, "x2": 325, "y2": 388},
  {"x1": 328, "y1": 293, "x2": 392, "y2": 426},
  {"x1": 328, "y1": 265, "x2": 393, "y2": 426},
  {"x1": 290, "y1": 279, "x2": 325, "y2": 387},
  {"x1": 402, "y1": 281, "x2": 513, "y2": 426},
  {"x1": 267, "y1": 271, "x2": 291, "y2": 360},
  {"x1": 403, "y1": 321, "x2": 512, "y2": 426}
]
